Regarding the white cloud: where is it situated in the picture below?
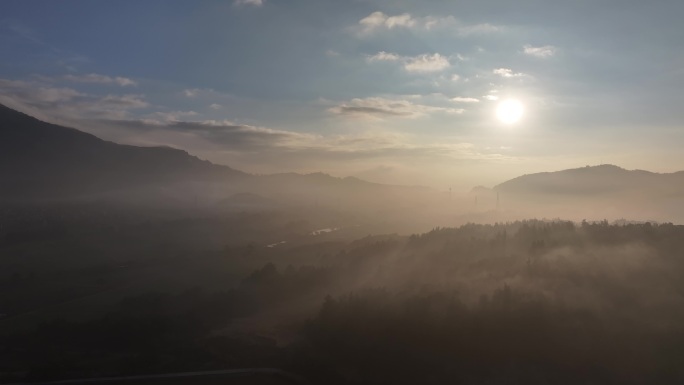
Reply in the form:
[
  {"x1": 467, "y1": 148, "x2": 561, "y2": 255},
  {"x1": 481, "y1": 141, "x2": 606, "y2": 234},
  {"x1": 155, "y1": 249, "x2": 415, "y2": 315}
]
[
  {"x1": 493, "y1": 68, "x2": 525, "y2": 78},
  {"x1": 384, "y1": 13, "x2": 416, "y2": 29},
  {"x1": 233, "y1": 0, "x2": 263, "y2": 6},
  {"x1": 368, "y1": 52, "x2": 450, "y2": 73},
  {"x1": 115, "y1": 77, "x2": 137, "y2": 87},
  {"x1": 183, "y1": 88, "x2": 200, "y2": 98},
  {"x1": 354, "y1": 12, "x2": 502, "y2": 37},
  {"x1": 367, "y1": 51, "x2": 401, "y2": 62},
  {"x1": 423, "y1": 15, "x2": 457, "y2": 30},
  {"x1": 483, "y1": 94, "x2": 499, "y2": 101},
  {"x1": 451, "y1": 97, "x2": 480, "y2": 103},
  {"x1": 329, "y1": 97, "x2": 464, "y2": 119},
  {"x1": 325, "y1": 49, "x2": 340, "y2": 57},
  {"x1": 64, "y1": 73, "x2": 137, "y2": 87},
  {"x1": 451, "y1": 74, "x2": 461, "y2": 82},
  {"x1": 100, "y1": 94, "x2": 149, "y2": 109},
  {"x1": 209, "y1": 103, "x2": 222, "y2": 110},
  {"x1": 182, "y1": 88, "x2": 227, "y2": 99},
  {"x1": 152, "y1": 110, "x2": 198, "y2": 122},
  {"x1": 357, "y1": 12, "x2": 416, "y2": 34},
  {"x1": 523, "y1": 44, "x2": 557, "y2": 58},
  {"x1": 404, "y1": 53, "x2": 450, "y2": 73}
]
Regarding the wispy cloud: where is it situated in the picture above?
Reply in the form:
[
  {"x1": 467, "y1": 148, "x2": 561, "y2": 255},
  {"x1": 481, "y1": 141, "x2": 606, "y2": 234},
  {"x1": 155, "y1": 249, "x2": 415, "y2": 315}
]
[
  {"x1": 103, "y1": 118, "x2": 316, "y2": 151},
  {"x1": 183, "y1": 88, "x2": 201, "y2": 98},
  {"x1": 233, "y1": 0, "x2": 263, "y2": 6},
  {"x1": 405, "y1": 54, "x2": 450, "y2": 73},
  {"x1": 493, "y1": 68, "x2": 526, "y2": 78},
  {"x1": 99, "y1": 94, "x2": 148, "y2": 109},
  {"x1": 353, "y1": 11, "x2": 502, "y2": 37},
  {"x1": 101, "y1": 118, "x2": 504, "y2": 166},
  {"x1": 367, "y1": 51, "x2": 401, "y2": 62},
  {"x1": 357, "y1": 12, "x2": 416, "y2": 35},
  {"x1": 523, "y1": 44, "x2": 557, "y2": 58},
  {"x1": 451, "y1": 97, "x2": 480, "y2": 103},
  {"x1": 151, "y1": 110, "x2": 198, "y2": 122},
  {"x1": 368, "y1": 52, "x2": 450, "y2": 73},
  {"x1": 328, "y1": 97, "x2": 464, "y2": 119},
  {"x1": 0, "y1": 78, "x2": 149, "y2": 120},
  {"x1": 64, "y1": 73, "x2": 137, "y2": 87}
]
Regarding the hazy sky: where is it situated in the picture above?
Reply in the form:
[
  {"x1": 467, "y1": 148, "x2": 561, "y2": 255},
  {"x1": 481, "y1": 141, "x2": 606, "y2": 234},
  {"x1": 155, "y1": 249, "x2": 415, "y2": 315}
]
[{"x1": 2, "y1": 0, "x2": 684, "y2": 189}]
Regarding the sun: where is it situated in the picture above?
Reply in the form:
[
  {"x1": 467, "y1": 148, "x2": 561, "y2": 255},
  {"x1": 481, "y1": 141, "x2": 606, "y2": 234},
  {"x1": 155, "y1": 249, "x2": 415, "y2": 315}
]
[{"x1": 496, "y1": 99, "x2": 524, "y2": 125}]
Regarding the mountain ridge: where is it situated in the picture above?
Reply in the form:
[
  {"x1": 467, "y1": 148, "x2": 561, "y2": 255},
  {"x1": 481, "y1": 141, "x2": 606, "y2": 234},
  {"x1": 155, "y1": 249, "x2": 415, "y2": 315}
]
[
  {"x1": 0, "y1": 104, "x2": 429, "y2": 206},
  {"x1": 0, "y1": 103, "x2": 248, "y2": 200},
  {"x1": 493, "y1": 164, "x2": 684, "y2": 195}
]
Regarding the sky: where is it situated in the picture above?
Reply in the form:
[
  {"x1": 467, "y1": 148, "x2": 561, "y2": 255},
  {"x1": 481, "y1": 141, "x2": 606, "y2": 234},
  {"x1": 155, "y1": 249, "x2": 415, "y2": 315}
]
[{"x1": 1, "y1": 0, "x2": 684, "y2": 190}]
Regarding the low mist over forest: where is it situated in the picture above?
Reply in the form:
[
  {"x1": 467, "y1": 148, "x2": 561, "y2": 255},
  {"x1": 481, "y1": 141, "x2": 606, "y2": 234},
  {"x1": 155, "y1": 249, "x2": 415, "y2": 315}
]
[{"x1": 2, "y1": 205, "x2": 684, "y2": 384}]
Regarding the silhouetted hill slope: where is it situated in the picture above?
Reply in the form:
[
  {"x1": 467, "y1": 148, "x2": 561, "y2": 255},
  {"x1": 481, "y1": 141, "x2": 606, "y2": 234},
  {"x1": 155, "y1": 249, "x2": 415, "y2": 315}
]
[
  {"x1": 494, "y1": 164, "x2": 683, "y2": 195},
  {"x1": 0, "y1": 104, "x2": 435, "y2": 208},
  {"x1": 0, "y1": 104, "x2": 246, "y2": 200}
]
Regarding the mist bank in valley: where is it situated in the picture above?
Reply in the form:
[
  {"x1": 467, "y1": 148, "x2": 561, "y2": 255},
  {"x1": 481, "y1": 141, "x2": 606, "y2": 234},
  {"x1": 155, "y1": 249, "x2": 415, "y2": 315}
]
[{"x1": 2, "y1": 219, "x2": 684, "y2": 384}]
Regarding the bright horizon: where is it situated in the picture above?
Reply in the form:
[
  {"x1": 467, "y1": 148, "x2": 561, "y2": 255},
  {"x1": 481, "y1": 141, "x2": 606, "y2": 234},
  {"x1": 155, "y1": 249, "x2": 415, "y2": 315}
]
[{"x1": 2, "y1": 0, "x2": 684, "y2": 189}]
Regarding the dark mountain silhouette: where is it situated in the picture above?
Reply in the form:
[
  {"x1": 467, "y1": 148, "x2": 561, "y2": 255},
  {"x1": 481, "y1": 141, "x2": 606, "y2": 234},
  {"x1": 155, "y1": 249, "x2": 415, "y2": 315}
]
[
  {"x1": 488, "y1": 164, "x2": 684, "y2": 222},
  {"x1": 0, "y1": 104, "x2": 246, "y2": 201},
  {"x1": 493, "y1": 164, "x2": 675, "y2": 195},
  {"x1": 0, "y1": 104, "x2": 432, "y2": 208}
]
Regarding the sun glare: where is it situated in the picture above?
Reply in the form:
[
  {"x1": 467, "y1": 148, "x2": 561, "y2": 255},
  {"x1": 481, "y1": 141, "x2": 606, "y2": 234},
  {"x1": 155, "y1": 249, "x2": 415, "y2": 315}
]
[{"x1": 496, "y1": 99, "x2": 524, "y2": 125}]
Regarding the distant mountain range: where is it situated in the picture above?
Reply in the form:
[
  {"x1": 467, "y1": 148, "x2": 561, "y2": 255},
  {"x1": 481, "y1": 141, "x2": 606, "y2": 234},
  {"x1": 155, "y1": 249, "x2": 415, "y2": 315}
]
[
  {"x1": 3, "y1": 102, "x2": 684, "y2": 221},
  {"x1": 494, "y1": 164, "x2": 684, "y2": 196},
  {"x1": 464, "y1": 164, "x2": 684, "y2": 222},
  {"x1": 0, "y1": 104, "x2": 429, "y2": 207}
]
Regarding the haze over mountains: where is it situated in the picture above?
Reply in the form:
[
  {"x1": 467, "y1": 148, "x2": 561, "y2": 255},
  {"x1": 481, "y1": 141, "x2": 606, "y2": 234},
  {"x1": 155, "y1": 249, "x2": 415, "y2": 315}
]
[
  {"x1": 495, "y1": 164, "x2": 684, "y2": 196},
  {"x1": 0, "y1": 104, "x2": 435, "y2": 213},
  {"x1": 481, "y1": 164, "x2": 684, "y2": 222},
  {"x1": 2, "y1": 103, "x2": 684, "y2": 223}
]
